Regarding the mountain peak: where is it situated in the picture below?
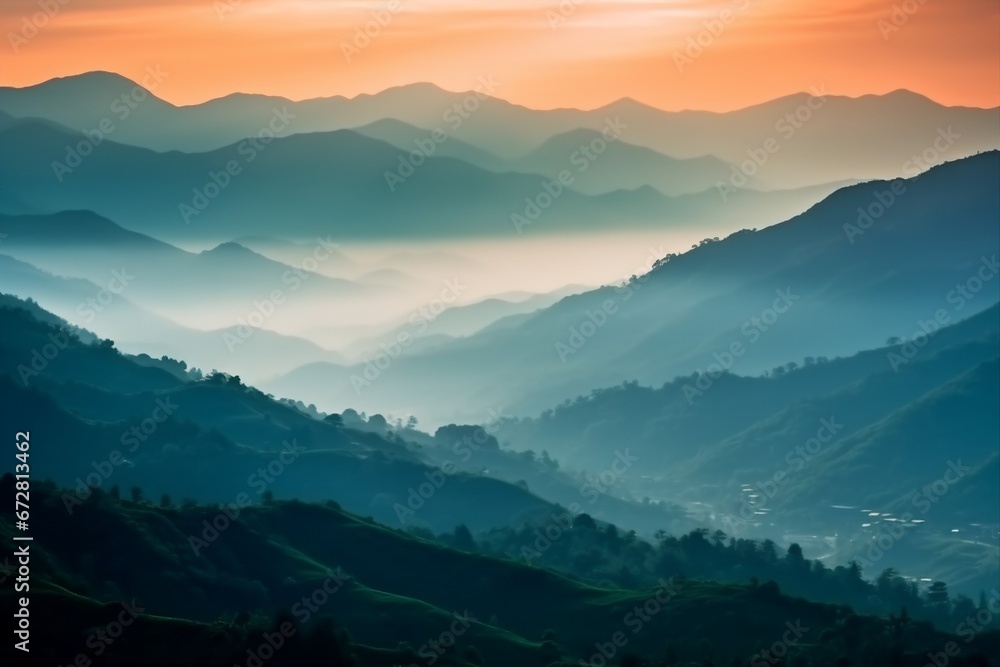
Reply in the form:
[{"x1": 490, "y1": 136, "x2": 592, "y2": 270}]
[
  {"x1": 0, "y1": 71, "x2": 174, "y2": 113},
  {"x1": 0, "y1": 209, "x2": 174, "y2": 245},
  {"x1": 202, "y1": 241, "x2": 255, "y2": 256},
  {"x1": 597, "y1": 96, "x2": 662, "y2": 114},
  {"x1": 13, "y1": 70, "x2": 139, "y2": 93}
]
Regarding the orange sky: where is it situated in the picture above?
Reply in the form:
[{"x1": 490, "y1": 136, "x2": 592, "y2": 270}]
[{"x1": 2, "y1": 0, "x2": 998, "y2": 111}]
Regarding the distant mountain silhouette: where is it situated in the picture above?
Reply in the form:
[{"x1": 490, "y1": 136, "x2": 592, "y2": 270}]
[
  {"x1": 0, "y1": 119, "x2": 834, "y2": 240},
  {"x1": 0, "y1": 254, "x2": 348, "y2": 380},
  {"x1": 2, "y1": 72, "x2": 997, "y2": 188},
  {"x1": 0, "y1": 210, "x2": 376, "y2": 331},
  {"x1": 355, "y1": 120, "x2": 752, "y2": 196},
  {"x1": 263, "y1": 152, "x2": 1000, "y2": 426},
  {"x1": 352, "y1": 117, "x2": 511, "y2": 171}
]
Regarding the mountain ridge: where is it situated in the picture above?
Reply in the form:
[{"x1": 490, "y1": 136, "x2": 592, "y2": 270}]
[{"x1": 8, "y1": 71, "x2": 996, "y2": 114}]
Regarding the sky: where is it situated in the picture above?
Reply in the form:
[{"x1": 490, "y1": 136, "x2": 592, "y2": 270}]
[{"x1": 2, "y1": 0, "x2": 998, "y2": 111}]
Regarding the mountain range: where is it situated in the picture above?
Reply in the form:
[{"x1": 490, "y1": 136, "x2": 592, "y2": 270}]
[
  {"x1": 262, "y1": 151, "x2": 1000, "y2": 425},
  {"x1": 2, "y1": 67, "x2": 999, "y2": 666},
  {"x1": 2, "y1": 73, "x2": 997, "y2": 189}
]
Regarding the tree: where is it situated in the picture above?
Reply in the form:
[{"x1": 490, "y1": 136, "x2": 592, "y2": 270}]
[
  {"x1": 367, "y1": 414, "x2": 389, "y2": 432},
  {"x1": 130, "y1": 486, "x2": 143, "y2": 503},
  {"x1": 786, "y1": 542, "x2": 806, "y2": 569},
  {"x1": 887, "y1": 607, "x2": 910, "y2": 649},
  {"x1": 453, "y1": 524, "x2": 476, "y2": 552},
  {"x1": 435, "y1": 424, "x2": 500, "y2": 451},
  {"x1": 927, "y1": 581, "x2": 949, "y2": 607},
  {"x1": 759, "y1": 539, "x2": 779, "y2": 563},
  {"x1": 324, "y1": 413, "x2": 344, "y2": 428},
  {"x1": 876, "y1": 568, "x2": 898, "y2": 592}
]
